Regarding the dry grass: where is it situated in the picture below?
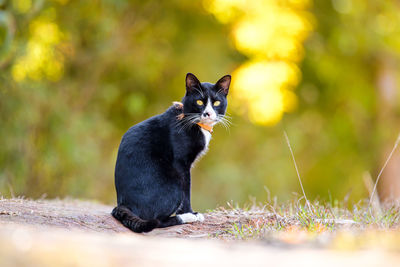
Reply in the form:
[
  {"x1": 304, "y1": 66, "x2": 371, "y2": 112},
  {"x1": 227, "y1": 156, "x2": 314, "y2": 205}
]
[{"x1": 211, "y1": 199, "x2": 400, "y2": 246}]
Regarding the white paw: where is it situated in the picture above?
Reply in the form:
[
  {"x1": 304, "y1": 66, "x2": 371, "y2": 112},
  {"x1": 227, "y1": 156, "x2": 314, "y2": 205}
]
[
  {"x1": 177, "y1": 213, "x2": 198, "y2": 223},
  {"x1": 177, "y1": 213, "x2": 205, "y2": 223},
  {"x1": 195, "y1": 213, "x2": 205, "y2": 222}
]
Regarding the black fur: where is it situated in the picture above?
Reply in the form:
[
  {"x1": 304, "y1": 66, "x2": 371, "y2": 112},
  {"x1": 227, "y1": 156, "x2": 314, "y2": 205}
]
[
  {"x1": 112, "y1": 73, "x2": 230, "y2": 233},
  {"x1": 111, "y1": 206, "x2": 159, "y2": 233}
]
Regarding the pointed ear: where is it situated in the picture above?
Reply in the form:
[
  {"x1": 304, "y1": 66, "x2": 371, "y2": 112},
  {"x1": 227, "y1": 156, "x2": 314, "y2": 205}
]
[
  {"x1": 215, "y1": 75, "x2": 231, "y2": 95},
  {"x1": 186, "y1": 73, "x2": 201, "y2": 93}
]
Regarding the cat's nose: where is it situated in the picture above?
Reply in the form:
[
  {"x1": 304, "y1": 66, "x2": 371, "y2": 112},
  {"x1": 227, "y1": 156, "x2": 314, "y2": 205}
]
[{"x1": 202, "y1": 112, "x2": 210, "y2": 118}]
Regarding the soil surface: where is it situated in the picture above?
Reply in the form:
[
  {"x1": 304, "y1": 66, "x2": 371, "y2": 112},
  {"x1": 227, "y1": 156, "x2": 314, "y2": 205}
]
[
  {"x1": 1, "y1": 198, "x2": 399, "y2": 267},
  {"x1": 0, "y1": 198, "x2": 264, "y2": 238}
]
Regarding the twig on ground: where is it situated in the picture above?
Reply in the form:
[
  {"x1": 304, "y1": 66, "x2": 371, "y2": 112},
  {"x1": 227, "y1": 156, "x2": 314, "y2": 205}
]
[
  {"x1": 363, "y1": 172, "x2": 381, "y2": 214},
  {"x1": 369, "y1": 133, "x2": 400, "y2": 206},
  {"x1": 283, "y1": 131, "x2": 312, "y2": 213}
]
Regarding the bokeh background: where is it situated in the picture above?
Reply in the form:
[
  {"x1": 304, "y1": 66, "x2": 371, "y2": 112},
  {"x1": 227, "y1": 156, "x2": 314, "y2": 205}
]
[{"x1": 1, "y1": 0, "x2": 400, "y2": 211}]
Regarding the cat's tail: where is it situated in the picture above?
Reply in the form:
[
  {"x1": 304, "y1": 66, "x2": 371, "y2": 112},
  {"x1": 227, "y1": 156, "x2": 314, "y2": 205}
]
[{"x1": 111, "y1": 205, "x2": 159, "y2": 233}]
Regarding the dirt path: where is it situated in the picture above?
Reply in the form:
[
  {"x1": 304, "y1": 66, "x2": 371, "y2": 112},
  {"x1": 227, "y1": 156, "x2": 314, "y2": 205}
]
[
  {"x1": 0, "y1": 198, "x2": 256, "y2": 238},
  {"x1": 1, "y1": 198, "x2": 400, "y2": 266}
]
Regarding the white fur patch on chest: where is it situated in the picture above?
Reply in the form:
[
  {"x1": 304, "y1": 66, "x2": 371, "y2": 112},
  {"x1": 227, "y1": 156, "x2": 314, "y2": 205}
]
[
  {"x1": 193, "y1": 128, "x2": 212, "y2": 165},
  {"x1": 200, "y1": 128, "x2": 211, "y2": 149}
]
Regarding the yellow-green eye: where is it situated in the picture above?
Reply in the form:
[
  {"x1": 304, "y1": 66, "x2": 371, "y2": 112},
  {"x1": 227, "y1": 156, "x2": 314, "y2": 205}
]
[
  {"x1": 196, "y1": 100, "x2": 204, "y2": 106},
  {"x1": 213, "y1": 101, "x2": 221, "y2": 107}
]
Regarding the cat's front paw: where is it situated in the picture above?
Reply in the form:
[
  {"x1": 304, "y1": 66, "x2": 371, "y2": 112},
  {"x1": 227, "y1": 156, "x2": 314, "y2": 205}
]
[
  {"x1": 177, "y1": 212, "x2": 205, "y2": 223},
  {"x1": 190, "y1": 212, "x2": 205, "y2": 222},
  {"x1": 195, "y1": 213, "x2": 204, "y2": 222}
]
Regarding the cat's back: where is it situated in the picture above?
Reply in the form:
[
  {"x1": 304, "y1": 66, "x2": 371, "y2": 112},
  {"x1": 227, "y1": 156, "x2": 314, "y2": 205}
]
[{"x1": 118, "y1": 108, "x2": 175, "y2": 156}]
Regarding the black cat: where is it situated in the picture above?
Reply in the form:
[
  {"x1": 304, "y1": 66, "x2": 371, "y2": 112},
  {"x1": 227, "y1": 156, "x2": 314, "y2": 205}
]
[{"x1": 112, "y1": 73, "x2": 231, "y2": 233}]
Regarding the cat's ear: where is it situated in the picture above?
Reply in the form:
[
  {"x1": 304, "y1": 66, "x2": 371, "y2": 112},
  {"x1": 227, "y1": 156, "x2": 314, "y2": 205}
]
[
  {"x1": 215, "y1": 75, "x2": 231, "y2": 96},
  {"x1": 186, "y1": 73, "x2": 201, "y2": 93}
]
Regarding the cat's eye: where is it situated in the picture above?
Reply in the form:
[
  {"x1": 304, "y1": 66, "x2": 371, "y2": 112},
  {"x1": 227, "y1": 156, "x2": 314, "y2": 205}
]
[
  {"x1": 196, "y1": 100, "x2": 204, "y2": 106},
  {"x1": 213, "y1": 101, "x2": 221, "y2": 107}
]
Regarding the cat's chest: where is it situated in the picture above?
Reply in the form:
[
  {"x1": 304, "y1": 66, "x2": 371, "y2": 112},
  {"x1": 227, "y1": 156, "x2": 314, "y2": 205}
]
[
  {"x1": 200, "y1": 128, "x2": 211, "y2": 149},
  {"x1": 174, "y1": 127, "x2": 212, "y2": 164},
  {"x1": 194, "y1": 128, "x2": 211, "y2": 161}
]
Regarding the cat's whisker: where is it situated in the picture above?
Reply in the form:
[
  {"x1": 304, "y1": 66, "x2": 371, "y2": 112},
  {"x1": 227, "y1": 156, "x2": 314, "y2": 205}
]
[
  {"x1": 220, "y1": 114, "x2": 232, "y2": 120},
  {"x1": 220, "y1": 120, "x2": 230, "y2": 128},
  {"x1": 178, "y1": 121, "x2": 193, "y2": 132},
  {"x1": 176, "y1": 114, "x2": 201, "y2": 133},
  {"x1": 179, "y1": 122, "x2": 194, "y2": 133},
  {"x1": 217, "y1": 115, "x2": 232, "y2": 125},
  {"x1": 177, "y1": 114, "x2": 198, "y2": 122},
  {"x1": 186, "y1": 118, "x2": 199, "y2": 127},
  {"x1": 221, "y1": 114, "x2": 232, "y2": 119},
  {"x1": 219, "y1": 121, "x2": 228, "y2": 130},
  {"x1": 218, "y1": 115, "x2": 231, "y2": 121},
  {"x1": 215, "y1": 114, "x2": 233, "y2": 132},
  {"x1": 217, "y1": 120, "x2": 231, "y2": 134},
  {"x1": 221, "y1": 120, "x2": 232, "y2": 127}
]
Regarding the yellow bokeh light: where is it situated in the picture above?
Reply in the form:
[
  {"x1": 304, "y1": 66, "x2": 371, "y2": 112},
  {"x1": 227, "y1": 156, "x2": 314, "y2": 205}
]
[
  {"x1": 12, "y1": 0, "x2": 32, "y2": 14},
  {"x1": 202, "y1": 0, "x2": 245, "y2": 23},
  {"x1": 249, "y1": 90, "x2": 284, "y2": 125},
  {"x1": 288, "y1": 0, "x2": 312, "y2": 9},
  {"x1": 11, "y1": 63, "x2": 26, "y2": 82},
  {"x1": 282, "y1": 89, "x2": 298, "y2": 113},
  {"x1": 27, "y1": 41, "x2": 47, "y2": 62},
  {"x1": 30, "y1": 21, "x2": 62, "y2": 44},
  {"x1": 232, "y1": 61, "x2": 299, "y2": 125},
  {"x1": 204, "y1": 0, "x2": 313, "y2": 126},
  {"x1": 233, "y1": 61, "x2": 300, "y2": 97},
  {"x1": 12, "y1": 17, "x2": 65, "y2": 83},
  {"x1": 233, "y1": 9, "x2": 311, "y2": 61}
]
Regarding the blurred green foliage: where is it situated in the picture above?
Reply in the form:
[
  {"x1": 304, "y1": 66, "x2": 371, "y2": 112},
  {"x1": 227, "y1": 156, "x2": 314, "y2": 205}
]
[{"x1": 1, "y1": 0, "x2": 400, "y2": 210}]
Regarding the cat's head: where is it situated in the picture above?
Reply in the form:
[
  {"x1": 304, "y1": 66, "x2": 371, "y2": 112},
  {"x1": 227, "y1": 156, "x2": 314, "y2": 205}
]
[{"x1": 180, "y1": 73, "x2": 231, "y2": 127}]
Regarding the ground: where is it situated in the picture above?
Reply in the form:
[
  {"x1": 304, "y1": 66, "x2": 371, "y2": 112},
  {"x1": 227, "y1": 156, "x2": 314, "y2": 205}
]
[{"x1": 1, "y1": 198, "x2": 400, "y2": 266}]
